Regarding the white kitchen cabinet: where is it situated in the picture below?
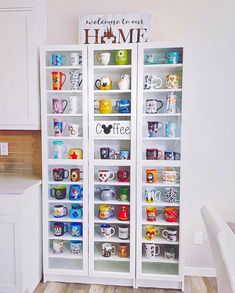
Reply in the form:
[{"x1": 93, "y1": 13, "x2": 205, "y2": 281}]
[
  {"x1": 0, "y1": 177, "x2": 42, "y2": 293},
  {"x1": 0, "y1": 1, "x2": 46, "y2": 129}
]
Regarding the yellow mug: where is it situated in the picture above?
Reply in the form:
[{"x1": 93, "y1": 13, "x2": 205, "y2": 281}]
[
  {"x1": 145, "y1": 225, "x2": 160, "y2": 241},
  {"x1": 94, "y1": 99, "x2": 112, "y2": 114},
  {"x1": 68, "y1": 148, "x2": 83, "y2": 160}
]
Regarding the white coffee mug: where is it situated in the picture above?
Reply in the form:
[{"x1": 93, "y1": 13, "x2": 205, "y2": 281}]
[
  {"x1": 53, "y1": 240, "x2": 64, "y2": 254},
  {"x1": 118, "y1": 74, "x2": 131, "y2": 90},
  {"x1": 162, "y1": 228, "x2": 178, "y2": 242},
  {"x1": 145, "y1": 243, "x2": 160, "y2": 259},
  {"x1": 118, "y1": 225, "x2": 129, "y2": 239},
  {"x1": 68, "y1": 124, "x2": 81, "y2": 137},
  {"x1": 68, "y1": 96, "x2": 79, "y2": 114},
  {"x1": 98, "y1": 169, "x2": 115, "y2": 182},
  {"x1": 70, "y1": 52, "x2": 82, "y2": 66},
  {"x1": 162, "y1": 169, "x2": 180, "y2": 183},
  {"x1": 96, "y1": 52, "x2": 111, "y2": 66}
]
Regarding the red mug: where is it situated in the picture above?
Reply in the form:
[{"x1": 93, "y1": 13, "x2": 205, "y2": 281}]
[
  {"x1": 117, "y1": 169, "x2": 130, "y2": 182},
  {"x1": 164, "y1": 208, "x2": 179, "y2": 222},
  {"x1": 146, "y1": 207, "x2": 158, "y2": 222},
  {"x1": 52, "y1": 71, "x2": 66, "y2": 90}
]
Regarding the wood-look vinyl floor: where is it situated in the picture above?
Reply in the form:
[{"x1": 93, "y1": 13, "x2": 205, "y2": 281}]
[{"x1": 34, "y1": 277, "x2": 217, "y2": 293}]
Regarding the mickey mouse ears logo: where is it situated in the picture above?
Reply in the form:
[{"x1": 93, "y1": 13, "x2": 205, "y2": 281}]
[{"x1": 102, "y1": 124, "x2": 112, "y2": 134}]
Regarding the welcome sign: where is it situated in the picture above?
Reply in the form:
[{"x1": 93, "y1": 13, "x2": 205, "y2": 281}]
[
  {"x1": 79, "y1": 14, "x2": 151, "y2": 44},
  {"x1": 94, "y1": 121, "x2": 131, "y2": 138}
]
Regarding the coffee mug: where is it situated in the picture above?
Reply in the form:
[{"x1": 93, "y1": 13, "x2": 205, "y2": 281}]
[
  {"x1": 102, "y1": 243, "x2": 116, "y2": 257},
  {"x1": 70, "y1": 52, "x2": 82, "y2": 66},
  {"x1": 164, "y1": 246, "x2": 176, "y2": 260},
  {"x1": 146, "y1": 148, "x2": 162, "y2": 160},
  {"x1": 70, "y1": 240, "x2": 82, "y2": 255},
  {"x1": 145, "y1": 190, "x2": 161, "y2": 203},
  {"x1": 147, "y1": 121, "x2": 163, "y2": 137},
  {"x1": 164, "y1": 151, "x2": 181, "y2": 160},
  {"x1": 166, "y1": 74, "x2": 180, "y2": 89},
  {"x1": 118, "y1": 225, "x2": 129, "y2": 239},
  {"x1": 70, "y1": 70, "x2": 82, "y2": 90},
  {"x1": 70, "y1": 168, "x2": 82, "y2": 182},
  {"x1": 53, "y1": 118, "x2": 67, "y2": 136},
  {"x1": 162, "y1": 169, "x2": 180, "y2": 183},
  {"x1": 95, "y1": 77, "x2": 112, "y2": 90},
  {"x1": 70, "y1": 222, "x2": 82, "y2": 237},
  {"x1": 100, "y1": 147, "x2": 115, "y2": 159},
  {"x1": 98, "y1": 169, "x2": 115, "y2": 182},
  {"x1": 146, "y1": 207, "x2": 158, "y2": 222},
  {"x1": 68, "y1": 148, "x2": 83, "y2": 159},
  {"x1": 119, "y1": 187, "x2": 129, "y2": 202},
  {"x1": 119, "y1": 150, "x2": 130, "y2": 160},
  {"x1": 68, "y1": 96, "x2": 79, "y2": 114},
  {"x1": 146, "y1": 99, "x2": 163, "y2": 114},
  {"x1": 118, "y1": 244, "x2": 128, "y2": 257},
  {"x1": 96, "y1": 187, "x2": 116, "y2": 201},
  {"x1": 145, "y1": 243, "x2": 160, "y2": 259},
  {"x1": 52, "y1": 168, "x2": 69, "y2": 181},
  {"x1": 53, "y1": 140, "x2": 67, "y2": 159},
  {"x1": 52, "y1": 54, "x2": 64, "y2": 66},
  {"x1": 52, "y1": 98, "x2": 68, "y2": 114},
  {"x1": 162, "y1": 228, "x2": 178, "y2": 242},
  {"x1": 94, "y1": 99, "x2": 112, "y2": 114},
  {"x1": 53, "y1": 240, "x2": 64, "y2": 254},
  {"x1": 118, "y1": 74, "x2": 130, "y2": 90},
  {"x1": 53, "y1": 205, "x2": 68, "y2": 218},
  {"x1": 100, "y1": 224, "x2": 115, "y2": 238},
  {"x1": 144, "y1": 74, "x2": 163, "y2": 90},
  {"x1": 115, "y1": 50, "x2": 129, "y2": 65},
  {"x1": 164, "y1": 208, "x2": 179, "y2": 222},
  {"x1": 146, "y1": 169, "x2": 158, "y2": 184},
  {"x1": 69, "y1": 204, "x2": 83, "y2": 219},
  {"x1": 117, "y1": 169, "x2": 130, "y2": 182},
  {"x1": 50, "y1": 186, "x2": 67, "y2": 200},
  {"x1": 98, "y1": 205, "x2": 115, "y2": 220},
  {"x1": 52, "y1": 72, "x2": 66, "y2": 90},
  {"x1": 53, "y1": 222, "x2": 68, "y2": 236},
  {"x1": 68, "y1": 124, "x2": 81, "y2": 137},
  {"x1": 166, "y1": 94, "x2": 177, "y2": 113},
  {"x1": 115, "y1": 100, "x2": 130, "y2": 113},
  {"x1": 69, "y1": 185, "x2": 83, "y2": 200},
  {"x1": 145, "y1": 226, "x2": 160, "y2": 241},
  {"x1": 165, "y1": 122, "x2": 176, "y2": 137},
  {"x1": 96, "y1": 52, "x2": 111, "y2": 65},
  {"x1": 164, "y1": 187, "x2": 177, "y2": 203},
  {"x1": 165, "y1": 51, "x2": 179, "y2": 64}
]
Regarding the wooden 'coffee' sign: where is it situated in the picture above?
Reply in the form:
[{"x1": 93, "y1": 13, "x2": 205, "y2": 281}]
[
  {"x1": 79, "y1": 14, "x2": 151, "y2": 44},
  {"x1": 94, "y1": 121, "x2": 131, "y2": 138}
]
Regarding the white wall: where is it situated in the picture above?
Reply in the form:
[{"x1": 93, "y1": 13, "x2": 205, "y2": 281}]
[{"x1": 47, "y1": 0, "x2": 235, "y2": 272}]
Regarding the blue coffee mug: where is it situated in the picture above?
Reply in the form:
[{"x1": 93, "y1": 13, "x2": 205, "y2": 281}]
[
  {"x1": 69, "y1": 185, "x2": 83, "y2": 200},
  {"x1": 69, "y1": 204, "x2": 83, "y2": 219},
  {"x1": 70, "y1": 222, "x2": 82, "y2": 237},
  {"x1": 115, "y1": 99, "x2": 130, "y2": 113},
  {"x1": 52, "y1": 54, "x2": 65, "y2": 66},
  {"x1": 119, "y1": 150, "x2": 130, "y2": 160},
  {"x1": 165, "y1": 51, "x2": 179, "y2": 64}
]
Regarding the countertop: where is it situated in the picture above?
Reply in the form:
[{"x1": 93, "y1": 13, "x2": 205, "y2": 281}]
[{"x1": 0, "y1": 174, "x2": 42, "y2": 194}]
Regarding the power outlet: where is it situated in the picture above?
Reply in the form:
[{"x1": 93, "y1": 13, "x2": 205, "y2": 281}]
[
  {"x1": 194, "y1": 231, "x2": 203, "y2": 244},
  {"x1": 0, "y1": 142, "x2": 8, "y2": 156}
]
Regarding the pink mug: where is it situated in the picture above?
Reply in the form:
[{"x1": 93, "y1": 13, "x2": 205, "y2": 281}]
[{"x1": 52, "y1": 98, "x2": 68, "y2": 114}]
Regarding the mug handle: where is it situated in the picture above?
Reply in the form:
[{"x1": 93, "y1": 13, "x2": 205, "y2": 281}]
[
  {"x1": 115, "y1": 100, "x2": 120, "y2": 112},
  {"x1": 155, "y1": 244, "x2": 161, "y2": 256},
  {"x1": 96, "y1": 52, "x2": 101, "y2": 62},
  {"x1": 61, "y1": 73, "x2": 66, "y2": 87},
  {"x1": 110, "y1": 228, "x2": 115, "y2": 237},
  {"x1": 63, "y1": 100, "x2": 68, "y2": 111},
  {"x1": 50, "y1": 188, "x2": 56, "y2": 197},
  {"x1": 64, "y1": 169, "x2": 69, "y2": 179},
  {"x1": 62, "y1": 121, "x2": 68, "y2": 130},
  {"x1": 155, "y1": 77, "x2": 163, "y2": 89},
  {"x1": 155, "y1": 191, "x2": 161, "y2": 202},
  {"x1": 79, "y1": 74, "x2": 83, "y2": 87},
  {"x1": 158, "y1": 150, "x2": 163, "y2": 159},
  {"x1": 94, "y1": 100, "x2": 100, "y2": 110},
  {"x1": 158, "y1": 122, "x2": 164, "y2": 131},
  {"x1": 63, "y1": 207, "x2": 68, "y2": 216},
  {"x1": 95, "y1": 79, "x2": 101, "y2": 89},
  {"x1": 109, "y1": 149, "x2": 115, "y2": 159},
  {"x1": 155, "y1": 228, "x2": 160, "y2": 235},
  {"x1": 162, "y1": 230, "x2": 168, "y2": 239},
  {"x1": 108, "y1": 172, "x2": 115, "y2": 181},
  {"x1": 111, "y1": 246, "x2": 116, "y2": 255},
  {"x1": 157, "y1": 100, "x2": 163, "y2": 111},
  {"x1": 81, "y1": 186, "x2": 83, "y2": 197},
  {"x1": 64, "y1": 224, "x2": 69, "y2": 234}
]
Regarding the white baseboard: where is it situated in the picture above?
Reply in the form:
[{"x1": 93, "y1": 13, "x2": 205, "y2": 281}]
[{"x1": 184, "y1": 266, "x2": 216, "y2": 277}]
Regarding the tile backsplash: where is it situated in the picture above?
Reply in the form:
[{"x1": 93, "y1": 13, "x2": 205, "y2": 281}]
[{"x1": 0, "y1": 131, "x2": 41, "y2": 175}]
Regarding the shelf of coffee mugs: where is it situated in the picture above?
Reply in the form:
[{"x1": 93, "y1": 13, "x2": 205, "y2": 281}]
[
  {"x1": 143, "y1": 89, "x2": 182, "y2": 93},
  {"x1": 94, "y1": 199, "x2": 130, "y2": 205},
  {"x1": 48, "y1": 181, "x2": 83, "y2": 185},
  {"x1": 94, "y1": 233, "x2": 130, "y2": 243},
  {"x1": 94, "y1": 217, "x2": 130, "y2": 224},
  {"x1": 46, "y1": 90, "x2": 82, "y2": 93},
  {"x1": 94, "y1": 65, "x2": 132, "y2": 70},
  {"x1": 142, "y1": 113, "x2": 181, "y2": 117},
  {"x1": 94, "y1": 181, "x2": 130, "y2": 186},
  {"x1": 94, "y1": 137, "x2": 131, "y2": 141},
  {"x1": 47, "y1": 114, "x2": 83, "y2": 117},
  {"x1": 48, "y1": 232, "x2": 83, "y2": 241},
  {"x1": 47, "y1": 159, "x2": 84, "y2": 165},
  {"x1": 143, "y1": 64, "x2": 183, "y2": 69},
  {"x1": 142, "y1": 182, "x2": 180, "y2": 187},
  {"x1": 94, "y1": 251, "x2": 130, "y2": 262},
  {"x1": 94, "y1": 160, "x2": 131, "y2": 166},
  {"x1": 94, "y1": 113, "x2": 131, "y2": 117},
  {"x1": 142, "y1": 160, "x2": 181, "y2": 167},
  {"x1": 142, "y1": 137, "x2": 181, "y2": 141},
  {"x1": 48, "y1": 199, "x2": 83, "y2": 204},
  {"x1": 49, "y1": 216, "x2": 83, "y2": 223},
  {"x1": 49, "y1": 249, "x2": 83, "y2": 259},
  {"x1": 94, "y1": 90, "x2": 131, "y2": 94},
  {"x1": 142, "y1": 201, "x2": 179, "y2": 207},
  {"x1": 141, "y1": 236, "x2": 179, "y2": 245},
  {"x1": 142, "y1": 219, "x2": 179, "y2": 226},
  {"x1": 46, "y1": 66, "x2": 82, "y2": 70},
  {"x1": 142, "y1": 256, "x2": 178, "y2": 264},
  {"x1": 47, "y1": 136, "x2": 83, "y2": 140}
]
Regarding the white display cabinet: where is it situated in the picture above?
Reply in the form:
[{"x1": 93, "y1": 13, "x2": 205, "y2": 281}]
[
  {"x1": 136, "y1": 43, "x2": 184, "y2": 290},
  {"x1": 88, "y1": 44, "x2": 137, "y2": 286},
  {"x1": 40, "y1": 45, "x2": 89, "y2": 280}
]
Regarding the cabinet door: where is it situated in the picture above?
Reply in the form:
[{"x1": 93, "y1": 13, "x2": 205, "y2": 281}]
[
  {"x1": 0, "y1": 10, "x2": 39, "y2": 129},
  {"x1": 0, "y1": 215, "x2": 22, "y2": 293}
]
